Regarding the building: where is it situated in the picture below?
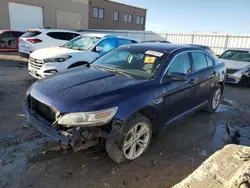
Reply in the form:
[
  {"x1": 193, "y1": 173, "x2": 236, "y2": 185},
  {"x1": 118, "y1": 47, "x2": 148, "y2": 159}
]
[
  {"x1": 89, "y1": 0, "x2": 146, "y2": 30},
  {"x1": 0, "y1": 0, "x2": 147, "y2": 31}
]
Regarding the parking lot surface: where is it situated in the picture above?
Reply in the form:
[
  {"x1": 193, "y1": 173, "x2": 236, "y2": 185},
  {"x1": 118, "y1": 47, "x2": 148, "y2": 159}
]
[{"x1": 0, "y1": 53, "x2": 250, "y2": 188}]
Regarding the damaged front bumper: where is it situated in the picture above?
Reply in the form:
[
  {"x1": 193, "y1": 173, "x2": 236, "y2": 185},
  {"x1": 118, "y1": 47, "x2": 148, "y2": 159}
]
[
  {"x1": 24, "y1": 105, "x2": 103, "y2": 148},
  {"x1": 24, "y1": 106, "x2": 74, "y2": 145}
]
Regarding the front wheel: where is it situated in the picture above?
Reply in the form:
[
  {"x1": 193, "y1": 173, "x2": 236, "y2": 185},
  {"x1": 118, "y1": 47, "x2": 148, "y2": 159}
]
[
  {"x1": 205, "y1": 85, "x2": 222, "y2": 112},
  {"x1": 106, "y1": 114, "x2": 152, "y2": 163}
]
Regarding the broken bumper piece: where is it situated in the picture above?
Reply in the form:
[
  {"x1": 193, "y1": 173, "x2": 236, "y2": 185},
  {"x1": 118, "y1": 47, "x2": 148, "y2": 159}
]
[{"x1": 24, "y1": 106, "x2": 73, "y2": 145}]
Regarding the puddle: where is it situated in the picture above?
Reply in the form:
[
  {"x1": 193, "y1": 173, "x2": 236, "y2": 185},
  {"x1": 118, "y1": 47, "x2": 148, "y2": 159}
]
[
  {"x1": 216, "y1": 105, "x2": 230, "y2": 112},
  {"x1": 210, "y1": 124, "x2": 250, "y2": 150}
]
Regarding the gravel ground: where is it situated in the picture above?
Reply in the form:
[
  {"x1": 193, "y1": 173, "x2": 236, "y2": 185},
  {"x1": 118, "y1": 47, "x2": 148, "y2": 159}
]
[{"x1": 0, "y1": 53, "x2": 250, "y2": 188}]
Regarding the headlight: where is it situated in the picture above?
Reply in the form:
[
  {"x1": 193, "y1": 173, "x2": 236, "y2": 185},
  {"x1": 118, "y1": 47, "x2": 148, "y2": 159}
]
[
  {"x1": 44, "y1": 55, "x2": 72, "y2": 63},
  {"x1": 234, "y1": 67, "x2": 250, "y2": 77},
  {"x1": 58, "y1": 107, "x2": 118, "y2": 127}
]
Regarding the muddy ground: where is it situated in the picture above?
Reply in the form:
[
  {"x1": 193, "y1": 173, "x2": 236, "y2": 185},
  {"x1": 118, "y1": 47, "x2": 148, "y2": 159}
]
[{"x1": 0, "y1": 53, "x2": 250, "y2": 188}]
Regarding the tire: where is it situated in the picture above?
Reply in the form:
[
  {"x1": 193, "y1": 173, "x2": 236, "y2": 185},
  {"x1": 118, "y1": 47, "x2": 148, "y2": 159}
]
[
  {"x1": 106, "y1": 114, "x2": 152, "y2": 163},
  {"x1": 205, "y1": 85, "x2": 222, "y2": 113}
]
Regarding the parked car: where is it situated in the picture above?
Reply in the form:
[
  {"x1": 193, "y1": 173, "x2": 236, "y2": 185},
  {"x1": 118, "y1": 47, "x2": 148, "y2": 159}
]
[
  {"x1": 18, "y1": 29, "x2": 80, "y2": 58},
  {"x1": 0, "y1": 30, "x2": 24, "y2": 51},
  {"x1": 188, "y1": 44, "x2": 217, "y2": 56},
  {"x1": 28, "y1": 33, "x2": 137, "y2": 79},
  {"x1": 24, "y1": 43, "x2": 225, "y2": 163},
  {"x1": 142, "y1": 40, "x2": 171, "y2": 43},
  {"x1": 218, "y1": 48, "x2": 250, "y2": 84}
]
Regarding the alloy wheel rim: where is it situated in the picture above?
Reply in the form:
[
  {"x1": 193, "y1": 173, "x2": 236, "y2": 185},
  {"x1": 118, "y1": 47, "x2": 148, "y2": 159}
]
[
  {"x1": 212, "y1": 88, "x2": 221, "y2": 109},
  {"x1": 123, "y1": 123, "x2": 150, "y2": 160}
]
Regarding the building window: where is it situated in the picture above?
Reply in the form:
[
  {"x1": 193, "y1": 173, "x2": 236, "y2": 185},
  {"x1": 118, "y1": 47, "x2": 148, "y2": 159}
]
[
  {"x1": 128, "y1": 14, "x2": 133, "y2": 23},
  {"x1": 124, "y1": 13, "x2": 133, "y2": 24},
  {"x1": 114, "y1": 11, "x2": 119, "y2": 21},
  {"x1": 136, "y1": 16, "x2": 145, "y2": 25},
  {"x1": 92, "y1": 7, "x2": 104, "y2": 19}
]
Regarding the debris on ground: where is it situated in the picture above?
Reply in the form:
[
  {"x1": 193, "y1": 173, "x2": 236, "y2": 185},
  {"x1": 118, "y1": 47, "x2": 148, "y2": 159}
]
[{"x1": 198, "y1": 149, "x2": 207, "y2": 157}]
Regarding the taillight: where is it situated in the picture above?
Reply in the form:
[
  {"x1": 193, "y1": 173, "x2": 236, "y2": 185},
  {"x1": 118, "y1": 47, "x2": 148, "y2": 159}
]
[{"x1": 26, "y1": 38, "x2": 42, "y2": 44}]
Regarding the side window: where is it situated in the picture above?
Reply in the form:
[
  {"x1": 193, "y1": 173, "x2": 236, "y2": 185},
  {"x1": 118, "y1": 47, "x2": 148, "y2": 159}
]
[
  {"x1": 12, "y1": 32, "x2": 23, "y2": 38},
  {"x1": 0, "y1": 32, "x2": 11, "y2": 39},
  {"x1": 66, "y1": 33, "x2": 80, "y2": 40},
  {"x1": 118, "y1": 39, "x2": 132, "y2": 46},
  {"x1": 191, "y1": 52, "x2": 208, "y2": 71},
  {"x1": 96, "y1": 38, "x2": 118, "y2": 52},
  {"x1": 47, "y1": 32, "x2": 79, "y2": 41},
  {"x1": 205, "y1": 55, "x2": 214, "y2": 66},
  {"x1": 167, "y1": 53, "x2": 191, "y2": 74}
]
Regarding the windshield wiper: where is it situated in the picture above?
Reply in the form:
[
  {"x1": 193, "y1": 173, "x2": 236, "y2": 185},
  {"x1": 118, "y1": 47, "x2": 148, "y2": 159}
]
[{"x1": 97, "y1": 66, "x2": 135, "y2": 79}]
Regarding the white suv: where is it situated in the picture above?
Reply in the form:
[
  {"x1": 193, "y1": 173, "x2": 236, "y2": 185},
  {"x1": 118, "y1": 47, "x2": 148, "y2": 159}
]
[
  {"x1": 28, "y1": 33, "x2": 137, "y2": 79},
  {"x1": 18, "y1": 29, "x2": 80, "y2": 58}
]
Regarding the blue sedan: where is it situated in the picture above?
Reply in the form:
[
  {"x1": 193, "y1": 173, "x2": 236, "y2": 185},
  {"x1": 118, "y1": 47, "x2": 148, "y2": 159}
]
[{"x1": 24, "y1": 43, "x2": 226, "y2": 163}]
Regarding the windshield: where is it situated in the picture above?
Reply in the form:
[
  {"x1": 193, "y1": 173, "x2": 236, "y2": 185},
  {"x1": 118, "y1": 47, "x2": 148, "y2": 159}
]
[
  {"x1": 220, "y1": 50, "x2": 250, "y2": 62},
  {"x1": 62, "y1": 35, "x2": 100, "y2": 51},
  {"x1": 92, "y1": 47, "x2": 168, "y2": 79}
]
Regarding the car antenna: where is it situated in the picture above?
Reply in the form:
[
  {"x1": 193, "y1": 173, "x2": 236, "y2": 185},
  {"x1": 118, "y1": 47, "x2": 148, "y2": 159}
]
[{"x1": 37, "y1": 24, "x2": 42, "y2": 29}]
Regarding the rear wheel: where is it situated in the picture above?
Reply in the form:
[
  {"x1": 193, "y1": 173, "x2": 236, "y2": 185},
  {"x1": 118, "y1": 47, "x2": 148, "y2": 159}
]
[
  {"x1": 205, "y1": 85, "x2": 222, "y2": 112},
  {"x1": 106, "y1": 114, "x2": 152, "y2": 163}
]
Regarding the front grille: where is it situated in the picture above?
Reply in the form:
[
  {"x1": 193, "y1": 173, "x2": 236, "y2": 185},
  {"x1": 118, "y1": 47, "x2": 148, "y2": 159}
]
[
  {"x1": 27, "y1": 95, "x2": 57, "y2": 123},
  {"x1": 226, "y1": 69, "x2": 238, "y2": 74},
  {"x1": 29, "y1": 57, "x2": 44, "y2": 70},
  {"x1": 226, "y1": 77, "x2": 237, "y2": 83}
]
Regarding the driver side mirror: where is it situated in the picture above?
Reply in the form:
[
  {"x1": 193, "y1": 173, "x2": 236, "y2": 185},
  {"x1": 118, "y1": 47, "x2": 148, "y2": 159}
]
[
  {"x1": 163, "y1": 72, "x2": 188, "y2": 83},
  {"x1": 96, "y1": 46, "x2": 104, "y2": 52}
]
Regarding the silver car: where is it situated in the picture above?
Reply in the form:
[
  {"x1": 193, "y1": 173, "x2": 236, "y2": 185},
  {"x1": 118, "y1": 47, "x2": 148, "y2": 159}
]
[{"x1": 218, "y1": 48, "x2": 250, "y2": 84}]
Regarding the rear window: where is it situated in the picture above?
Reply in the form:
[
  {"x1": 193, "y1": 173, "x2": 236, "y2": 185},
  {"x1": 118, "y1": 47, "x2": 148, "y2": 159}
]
[{"x1": 22, "y1": 31, "x2": 41, "y2": 38}]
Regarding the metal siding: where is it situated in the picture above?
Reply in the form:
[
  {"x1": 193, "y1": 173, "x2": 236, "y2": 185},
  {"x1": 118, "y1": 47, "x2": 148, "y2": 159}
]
[
  {"x1": 56, "y1": 10, "x2": 82, "y2": 30},
  {"x1": 0, "y1": 0, "x2": 10, "y2": 29},
  {"x1": 1, "y1": 0, "x2": 88, "y2": 30}
]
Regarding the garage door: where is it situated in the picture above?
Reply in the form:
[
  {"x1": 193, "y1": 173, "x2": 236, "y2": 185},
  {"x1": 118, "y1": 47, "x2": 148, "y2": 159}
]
[
  {"x1": 56, "y1": 10, "x2": 81, "y2": 30},
  {"x1": 8, "y1": 2, "x2": 44, "y2": 30}
]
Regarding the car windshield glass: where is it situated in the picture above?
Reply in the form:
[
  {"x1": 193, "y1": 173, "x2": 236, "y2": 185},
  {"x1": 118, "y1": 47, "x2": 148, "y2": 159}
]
[
  {"x1": 62, "y1": 35, "x2": 100, "y2": 51},
  {"x1": 0, "y1": 30, "x2": 4, "y2": 34},
  {"x1": 220, "y1": 50, "x2": 250, "y2": 62},
  {"x1": 92, "y1": 47, "x2": 168, "y2": 79}
]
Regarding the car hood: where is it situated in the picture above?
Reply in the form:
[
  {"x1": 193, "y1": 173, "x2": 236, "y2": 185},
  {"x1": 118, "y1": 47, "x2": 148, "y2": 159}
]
[
  {"x1": 30, "y1": 46, "x2": 84, "y2": 59},
  {"x1": 29, "y1": 67, "x2": 148, "y2": 112},
  {"x1": 218, "y1": 58, "x2": 250, "y2": 70}
]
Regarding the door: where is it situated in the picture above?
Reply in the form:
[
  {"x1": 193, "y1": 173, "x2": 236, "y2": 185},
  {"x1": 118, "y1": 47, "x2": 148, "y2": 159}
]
[
  {"x1": 162, "y1": 52, "x2": 196, "y2": 125},
  {"x1": 190, "y1": 51, "x2": 215, "y2": 105},
  {"x1": 56, "y1": 10, "x2": 82, "y2": 30},
  {"x1": 8, "y1": 2, "x2": 43, "y2": 30}
]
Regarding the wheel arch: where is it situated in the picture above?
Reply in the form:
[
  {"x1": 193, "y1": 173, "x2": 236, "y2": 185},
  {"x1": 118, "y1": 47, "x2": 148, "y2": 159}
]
[{"x1": 135, "y1": 105, "x2": 160, "y2": 135}]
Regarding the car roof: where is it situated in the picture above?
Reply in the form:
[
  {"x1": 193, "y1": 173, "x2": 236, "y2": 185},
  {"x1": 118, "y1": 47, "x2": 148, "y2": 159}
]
[
  {"x1": 26, "y1": 29, "x2": 80, "y2": 33},
  {"x1": 81, "y1": 33, "x2": 137, "y2": 41},
  {"x1": 227, "y1": 48, "x2": 250, "y2": 52},
  {"x1": 188, "y1": 44, "x2": 210, "y2": 49},
  {"x1": 120, "y1": 43, "x2": 198, "y2": 53}
]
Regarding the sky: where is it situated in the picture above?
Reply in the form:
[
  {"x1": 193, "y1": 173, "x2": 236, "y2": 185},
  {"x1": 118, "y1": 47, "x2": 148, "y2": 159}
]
[{"x1": 116, "y1": 0, "x2": 250, "y2": 34}]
